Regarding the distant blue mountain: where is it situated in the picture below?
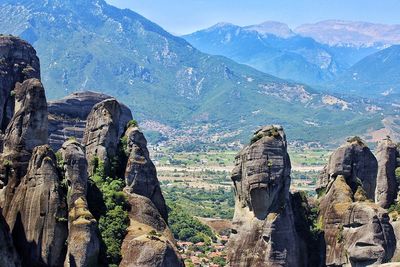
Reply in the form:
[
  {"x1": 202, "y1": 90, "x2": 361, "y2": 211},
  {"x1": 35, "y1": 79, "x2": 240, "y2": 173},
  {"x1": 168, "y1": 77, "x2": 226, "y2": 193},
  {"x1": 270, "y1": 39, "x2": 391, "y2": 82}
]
[{"x1": 183, "y1": 22, "x2": 381, "y2": 86}]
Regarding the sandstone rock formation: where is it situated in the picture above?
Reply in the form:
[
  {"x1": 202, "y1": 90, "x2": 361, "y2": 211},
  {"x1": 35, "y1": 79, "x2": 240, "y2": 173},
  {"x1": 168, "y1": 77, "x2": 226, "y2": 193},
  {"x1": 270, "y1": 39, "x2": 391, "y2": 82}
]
[
  {"x1": 376, "y1": 138, "x2": 400, "y2": 208},
  {"x1": 0, "y1": 209, "x2": 20, "y2": 267},
  {"x1": 318, "y1": 137, "x2": 378, "y2": 200},
  {"x1": 124, "y1": 125, "x2": 168, "y2": 221},
  {"x1": 48, "y1": 91, "x2": 132, "y2": 151},
  {"x1": 59, "y1": 140, "x2": 100, "y2": 267},
  {"x1": 0, "y1": 78, "x2": 48, "y2": 213},
  {"x1": 120, "y1": 192, "x2": 184, "y2": 267},
  {"x1": 319, "y1": 174, "x2": 396, "y2": 266},
  {"x1": 227, "y1": 126, "x2": 307, "y2": 267},
  {"x1": 83, "y1": 98, "x2": 123, "y2": 176},
  {"x1": 0, "y1": 36, "x2": 40, "y2": 132},
  {"x1": 5, "y1": 145, "x2": 68, "y2": 267}
]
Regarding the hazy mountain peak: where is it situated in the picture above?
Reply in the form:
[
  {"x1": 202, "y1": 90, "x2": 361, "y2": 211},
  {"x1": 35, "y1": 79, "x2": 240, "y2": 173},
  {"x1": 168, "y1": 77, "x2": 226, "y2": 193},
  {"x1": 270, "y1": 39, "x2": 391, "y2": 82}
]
[
  {"x1": 245, "y1": 21, "x2": 294, "y2": 38},
  {"x1": 296, "y1": 20, "x2": 400, "y2": 47}
]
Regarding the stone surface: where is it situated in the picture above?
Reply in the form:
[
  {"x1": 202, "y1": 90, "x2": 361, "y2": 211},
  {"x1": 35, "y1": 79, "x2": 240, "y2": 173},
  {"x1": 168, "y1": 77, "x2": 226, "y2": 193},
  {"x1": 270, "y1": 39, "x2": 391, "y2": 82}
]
[
  {"x1": 59, "y1": 140, "x2": 100, "y2": 267},
  {"x1": 0, "y1": 208, "x2": 20, "y2": 267},
  {"x1": 83, "y1": 98, "x2": 122, "y2": 176},
  {"x1": 376, "y1": 138, "x2": 400, "y2": 208},
  {"x1": 48, "y1": 91, "x2": 132, "y2": 151},
  {"x1": 5, "y1": 145, "x2": 68, "y2": 267},
  {"x1": 0, "y1": 78, "x2": 48, "y2": 213},
  {"x1": 120, "y1": 191, "x2": 183, "y2": 267},
  {"x1": 124, "y1": 126, "x2": 168, "y2": 221},
  {"x1": 318, "y1": 138, "x2": 378, "y2": 200},
  {"x1": 227, "y1": 125, "x2": 307, "y2": 267},
  {"x1": 0, "y1": 36, "x2": 40, "y2": 133},
  {"x1": 319, "y1": 175, "x2": 396, "y2": 266}
]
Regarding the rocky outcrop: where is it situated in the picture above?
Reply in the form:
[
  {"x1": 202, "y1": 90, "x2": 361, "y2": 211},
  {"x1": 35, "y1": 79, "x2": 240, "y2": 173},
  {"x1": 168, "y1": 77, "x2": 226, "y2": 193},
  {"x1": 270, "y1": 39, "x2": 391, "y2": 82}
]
[
  {"x1": 48, "y1": 91, "x2": 132, "y2": 151},
  {"x1": 120, "y1": 192, "x2": 184, "y2": 267},
  {"x1": 0, "y1": 209, "x2": 20, "y2": 267},
  {"x1": 59, "y1": 140, "x2": 100, "y2": 267},
  {"x1": 83, "y1": 99, "x2": 124, "y2": 176},
  {"x1": 0, "y1": 78, "x2": 48, "y2": 213},
  {"x1": 0, "y1": 36, "x2": 40, "y2": 133},
  {"x1": 124, "y1": 125, "x2": 168, "y2": 221},
  {"x1": 318, "y1": 138, "x2": 378, "y2": 200},
  {"x1": 5, "y1": 145, "x2": 68, "y2": 267},
  {"x1": 376, "y1": 138, "x2": 400, "y2": 208},
  {"x1": 319, "y1": 175, "x2": 396, "y2": 266},
  {"x1": 227, "y1": 126, "x2": 307, "y2": 267}
]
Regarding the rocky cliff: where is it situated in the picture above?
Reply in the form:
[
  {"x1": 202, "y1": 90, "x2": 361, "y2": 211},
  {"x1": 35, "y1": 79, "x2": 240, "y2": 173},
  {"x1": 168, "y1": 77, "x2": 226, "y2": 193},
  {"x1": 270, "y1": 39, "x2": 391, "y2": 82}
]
[
  {"x1": 48, "y1": 91, "x2": 132, "y2": 151},
  {"x1": 0, "y1": 35, "x2": 182, "y2": 267},
  {"x1": 120, "y1": 192, "x2": 184, "y2": 267},
  {"x1": 226, "y1": 125, "x2": 308, "y2": 267},
  {"x1": 123, "y1": 125, "x2": 168, "y2": 221},
  {"x1": 317, "y1": 138, "x2": 397, "y2": 266},
  {"x1": 318, "y1": 137, "x2": 378, "y2": 200},
  {"x1": 0, "y1": 77, "x2": 48, "y2": 216},
  {"x1": 0, "y1": 36, "x2": 40, "y2": 132},
  {"x1": 5, "y1": 145, "x2": 68, "y2": 267},
  {"x1": 375, "y1": 138, "x2": 400, "y2": 208},
  {"x1": 59, "y1": 140, "x2": 100, "y2": 267}
]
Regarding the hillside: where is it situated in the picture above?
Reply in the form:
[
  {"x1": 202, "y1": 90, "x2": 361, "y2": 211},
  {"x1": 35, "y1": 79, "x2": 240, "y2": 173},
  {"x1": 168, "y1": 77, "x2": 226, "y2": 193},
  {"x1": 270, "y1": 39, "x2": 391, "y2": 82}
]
[
  {"x1": 0, "y1": 0, "x2": 385, "y2": 145},
  {"x1": 183, "y1": 22, "x2": 343, "y2": 85},
  {"x1": 332, "y1": 45, "x2": 400, "y2": 99}
]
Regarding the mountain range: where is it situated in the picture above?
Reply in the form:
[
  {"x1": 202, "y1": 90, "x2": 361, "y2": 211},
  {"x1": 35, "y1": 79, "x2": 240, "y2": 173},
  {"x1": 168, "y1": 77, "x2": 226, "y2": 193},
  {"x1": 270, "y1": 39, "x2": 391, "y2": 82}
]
[{"x1": 0, "y1": 0, "x2": 394, "y2": 146}]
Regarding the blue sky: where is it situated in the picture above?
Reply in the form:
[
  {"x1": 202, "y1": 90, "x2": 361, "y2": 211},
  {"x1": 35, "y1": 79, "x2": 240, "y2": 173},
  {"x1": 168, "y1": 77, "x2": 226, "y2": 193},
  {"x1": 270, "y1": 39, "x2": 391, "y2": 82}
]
[{"x1": 106, "y1": 0, "x2": 400, "y2": 35}]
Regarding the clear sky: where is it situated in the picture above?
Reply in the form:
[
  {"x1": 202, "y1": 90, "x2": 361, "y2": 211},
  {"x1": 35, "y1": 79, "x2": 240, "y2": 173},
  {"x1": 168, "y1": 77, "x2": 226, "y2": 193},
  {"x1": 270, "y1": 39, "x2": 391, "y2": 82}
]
[{"x1": 106, "y1": 0, "x2": 400, "y2": 35}]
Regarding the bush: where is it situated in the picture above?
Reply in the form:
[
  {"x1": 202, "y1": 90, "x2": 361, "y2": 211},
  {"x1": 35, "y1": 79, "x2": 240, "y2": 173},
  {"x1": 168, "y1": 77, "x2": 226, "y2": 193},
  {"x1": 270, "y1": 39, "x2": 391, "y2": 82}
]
[
  {"x1": 127, "y1": 120, "x2": 138, "y2": 128},
  {"x1": 168, "y1": 203, "x2": 215, "y2": 242}
]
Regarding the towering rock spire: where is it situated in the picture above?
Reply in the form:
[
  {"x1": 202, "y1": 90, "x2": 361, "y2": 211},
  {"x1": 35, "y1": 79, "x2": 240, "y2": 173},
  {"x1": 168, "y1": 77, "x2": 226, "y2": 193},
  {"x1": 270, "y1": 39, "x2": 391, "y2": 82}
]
[
  {"x1": 123, "y1": 124, "x2": 168, "y2": 221},
  {"x1": 5, "y1": 145, "x2": 68, "y2": 267},
  {"x1": 0, "y1": 36, "x2": 40, "y2": 132},
  {"x1": 375, "y1": 138, "x2": 400, "y2": 208},
  {"x1": 318, "y1": 137, "x2": 378, "y2": 200},
  {"x1": 227, "y1": 125, "x2": 307, "y2": 266},
  {"x1": 0, "y1": 78, "x2": 48, "y2": 214},
  {"x1": 83, "y1": 98, "x2": 122, "y2": 176}
]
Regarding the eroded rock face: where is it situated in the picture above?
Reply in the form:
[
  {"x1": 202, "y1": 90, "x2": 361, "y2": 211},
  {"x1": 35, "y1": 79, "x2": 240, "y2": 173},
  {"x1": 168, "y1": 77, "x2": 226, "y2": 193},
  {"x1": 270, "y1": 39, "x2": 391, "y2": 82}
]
[
  {"x1": 124, "y1": 126, "x2": 168, "y2": 221},
  {"x1": 318, "y1": 139, "x2": 378, "y2": 200},
  {"x1": 0, "y1": 78, "x2": 48, "y2": 213},
  {"x1": 59, "y1": 140, "x2": 100, "y2": 267},
  {"x1": 376, "y1": 138, "x2": 400, "y2": 208},
  {"x1": 319, "y1": 175, "x2": 396, "y2": 266},
  {"x1": 5, "y1": 145, "x2": 68, "y2": 267},
  {"x1": 83, "y1": 99, "x2": 122, "y2": 176},
  {"x1": 0, "y1": 36, "x2": 40, "y2": 133},
  {"x1": 227, "y1": 126, "x2": 306, "y2": 267},
  {"x1": 120, "y1": 192, "x2": 183, "y2": 267},
  {"x1": 48, "y1": 91, "x2": 132, "y2": 151},
  {"x1": 0, "y1": 209, "x2": 20, "y2": 267}
]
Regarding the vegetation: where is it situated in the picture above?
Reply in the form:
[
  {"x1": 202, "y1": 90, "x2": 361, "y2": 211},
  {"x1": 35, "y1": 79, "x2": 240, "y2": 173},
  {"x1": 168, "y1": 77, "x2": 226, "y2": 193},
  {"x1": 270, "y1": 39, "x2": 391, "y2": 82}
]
[
  {"x1": 127, "y1": 120, "x2": 138, "y2": 128},
  {"x1": 168, "y1": 203, "x2": 216, "y2": 243},
  {"x1": 90, "y1": 160, "x2": 129, "y2": 266},
  {"x1": 346, "y1": 136, "x2": 365, "y2": 146}
]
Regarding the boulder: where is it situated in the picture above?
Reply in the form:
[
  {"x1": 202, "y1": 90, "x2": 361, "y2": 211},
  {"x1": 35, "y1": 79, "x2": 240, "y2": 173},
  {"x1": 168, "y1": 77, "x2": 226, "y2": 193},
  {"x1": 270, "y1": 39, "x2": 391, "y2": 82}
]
[
  {"x1": 376, "y1": 138, "x2": 400, "y2": 208},
  {"x1": 5, "y1": 145, "x2": 68, "y2": 267},
  {"x1": 48, "y1": 91, "x2": 132, "y2": 151},
  {"x1": 120, "y1": 192, "x2": 183, "y2": 267},
  {"x1": 124, "y1": 126, "x2": 168, "y2": 221},
  {"x1": 318, "y1": 137, "x2": 378, "y2": 200},
  {"x1": 59, "y1": 140, "x2": 100, "y2": 267},
  {"x1": 0, "y1": 78, "x2": 48, "y2": 213},
  {"x1": 227, "y1": 126, "x2": 307, "y2": 267},
  {"x1": 0, "y1": 36, "x2": 40, "y2": 132},
  {"x1": 83, "y1": 99, "x2": 122, "y2": 176}
]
